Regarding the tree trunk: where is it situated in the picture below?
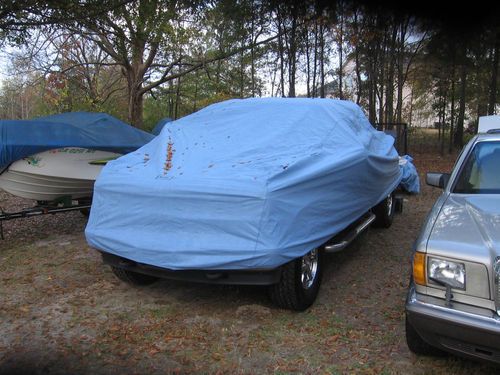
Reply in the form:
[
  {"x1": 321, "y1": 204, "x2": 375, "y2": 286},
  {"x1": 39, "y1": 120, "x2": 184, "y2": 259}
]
[
  {"x1": 449, "y1": 53, "x2": 456, "y2": 153},
  {"x1": 239, "y1": 41, "x2": 245, "y2": 97},
  {"x1": 386, "y1": 23, "x2": 398, "y2": 124},
  {"x1": 437, "y1": 94, "x2": 442, "y2": 141},
  {"x1": 355, "y1": 47, "x2": 362, "y2": 104},
  {"x1": 455, "y1": 63, "x2": 467, "y2": 148},
  {"x1": 192, "y1": 72, "x2": 198, "y2": 112},
  {"x1": 440, "y1": 87, "x2": 447, "y2": 156},
  {"x1": 353, "y1": 12, "x2": 362, "y2": 105},
  {"x1": 488, "y1": 31, "x2": 499, "y2": 115},
  {"x1": 368, "y1": 59, "x2": 377, "y2": 123},
  {"x1": 377, "y1": 29, "x2": 386, "y2": 124},
  {"x1": 277, "y1": 18, "x2": 286, "y2": 97},
  {"x1": 174, "y1": 75, "x2": 181, "y2": 120},
  {"x1": 312, "y1": 21, "x2": 318, "y2": 98},
  {"x1": 367, "y1": 30, "x2": 378, "y2": 124},
  {"x1": 319, "y1": 23, "x2": 325, "y2": 98},
  {"x1": 128, "y1": 90, "x2": 144, "y2": 128},
  {"x1": 408, "y1": 87, "x2": 414, "y2": 126},
  {"x1": 338, "y1": 6, "x2": 344, "y2": 99},
  {"x1": 250, "y1": 9, "x2": 256, "y2": 97},
  {"x1": 395, "y1": 57, "x2": 404, "y2": 123},
  {"x1": 167, "y1": 80, "x2": 174, "y2": 118},
  {"x1": 396, "y1": 19, "x2": 409, "y2": 123},
  {"x1": 288, "y1": 11, "x2": 297, "y2": 98},
  {"x1": 126, "y1": 65, "x2": 144, "y2": 128},
  {"x1": 305, "y1": 29, "x2": 311, "y2": 98}
]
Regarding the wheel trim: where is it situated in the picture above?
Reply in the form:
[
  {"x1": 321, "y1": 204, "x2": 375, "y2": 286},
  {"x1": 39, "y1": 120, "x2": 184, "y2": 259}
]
[{"x1": 300, "y1": 248, "x2": 319, "y2": 289}]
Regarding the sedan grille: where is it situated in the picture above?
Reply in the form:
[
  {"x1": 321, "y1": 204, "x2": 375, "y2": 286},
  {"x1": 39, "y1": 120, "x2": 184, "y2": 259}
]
[{"x1": 495, "y1": 257, "x2": 500, "y2": 315}]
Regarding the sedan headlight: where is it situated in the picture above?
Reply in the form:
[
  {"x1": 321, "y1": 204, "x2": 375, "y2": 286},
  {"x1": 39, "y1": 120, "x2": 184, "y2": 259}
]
[{"x1": 428, "y1": 257, "x2": 466, "y2": 290}]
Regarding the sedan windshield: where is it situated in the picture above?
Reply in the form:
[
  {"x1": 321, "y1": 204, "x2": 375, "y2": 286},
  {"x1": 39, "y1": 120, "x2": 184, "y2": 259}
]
[{"x1": 454, "y1": 141, "x2": 500, "y2": 194}]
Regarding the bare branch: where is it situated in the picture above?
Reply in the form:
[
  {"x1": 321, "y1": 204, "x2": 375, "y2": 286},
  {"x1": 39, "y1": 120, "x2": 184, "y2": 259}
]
[{"x1": 139, "y1": 31, "x2": 284, "y2": 95}]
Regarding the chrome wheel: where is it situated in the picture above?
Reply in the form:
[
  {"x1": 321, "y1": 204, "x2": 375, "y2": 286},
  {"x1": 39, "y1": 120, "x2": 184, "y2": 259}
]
[
  {"x1": 372, "y1": 192, "x2": 395, "y2": 228},
  {"x1": 269, "y1": 247, "x2": 323, "y2": 310},
  {"x1": 386, "y1": 194, "x2": 393, "y2": 216},
  {"x1": 301, "y1": 248, "x2": 319, "y2": 290}
]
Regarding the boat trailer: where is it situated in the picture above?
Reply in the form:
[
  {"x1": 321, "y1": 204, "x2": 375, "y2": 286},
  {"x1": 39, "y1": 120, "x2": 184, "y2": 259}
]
[{"x1": 0, "y1": 199, "x2": 91, "y2": 240}]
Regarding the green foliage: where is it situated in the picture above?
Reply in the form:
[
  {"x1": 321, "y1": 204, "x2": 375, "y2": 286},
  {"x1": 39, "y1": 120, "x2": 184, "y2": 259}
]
[
  {"x1": 143, "y1": 96, "x2": 171, "y2": 132},
  {"x1": 0, "y1": 0, "x2": 498, "y2": 137}
]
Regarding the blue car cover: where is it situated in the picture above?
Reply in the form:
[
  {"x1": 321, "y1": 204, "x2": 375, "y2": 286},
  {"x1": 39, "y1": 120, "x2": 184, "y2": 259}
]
[
  {"x1": 0, "y1": 112, "x2": 154, "y2": 170},
  {"x1": 151, "y1": 117, "x2": 173, "y2": 136},
  {"x1": 86, "y1": 98, "x2": 403, "y2": 270},
  {"x1": 399, "y1": 155, "x2": 420, "y2": 194}
]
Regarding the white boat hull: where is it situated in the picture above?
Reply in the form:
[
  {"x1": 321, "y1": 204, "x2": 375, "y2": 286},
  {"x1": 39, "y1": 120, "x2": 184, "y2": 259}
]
[{"x1": 0, "y1": 148, "x2": 120, "y2": 201}]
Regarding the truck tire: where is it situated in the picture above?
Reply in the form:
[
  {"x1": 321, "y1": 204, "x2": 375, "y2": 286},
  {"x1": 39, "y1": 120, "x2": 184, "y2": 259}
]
[
  {"x1": 405, "y1": 316, "x2": 445, "y2": 356},
  {"x1": 372, "y1": 193, "x2": 395, "y2": 228},
  {"x1": 269, "y1": 248, "x2": 322, "y2": 311},
  {"x1": 111, "y1": 266, "x2": 158, "y2": 286}
]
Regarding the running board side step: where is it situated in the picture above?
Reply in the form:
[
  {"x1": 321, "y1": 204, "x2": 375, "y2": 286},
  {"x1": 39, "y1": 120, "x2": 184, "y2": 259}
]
[{"x1": 323, "y1": 212, "x2": 376, "y2": 253}]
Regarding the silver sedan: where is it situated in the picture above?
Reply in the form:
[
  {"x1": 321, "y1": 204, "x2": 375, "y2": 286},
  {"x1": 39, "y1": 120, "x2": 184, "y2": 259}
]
[{"x1": 405, "y1": 128, "x2": 500, "y2": 364}]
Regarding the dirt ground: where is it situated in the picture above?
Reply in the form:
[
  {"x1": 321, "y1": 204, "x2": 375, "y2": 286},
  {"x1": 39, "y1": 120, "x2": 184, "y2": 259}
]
[{"x1": 0, "y1": 151, "x2": 498, "y2": 374}]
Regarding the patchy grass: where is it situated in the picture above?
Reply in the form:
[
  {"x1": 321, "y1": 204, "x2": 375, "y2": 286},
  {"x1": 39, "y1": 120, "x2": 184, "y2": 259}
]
[{"x1": 1, "y1": 150, "x2": 499, "y2": 374}]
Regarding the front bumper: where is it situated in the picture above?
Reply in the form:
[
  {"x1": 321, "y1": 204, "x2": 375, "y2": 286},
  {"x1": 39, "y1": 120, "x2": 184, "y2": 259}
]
[
  {"x1": 101, "y1": 251, "x2": 282, "y2": 286},
  {"x1": 406, "y1": 283, "x2": 500, "y2": 364}
]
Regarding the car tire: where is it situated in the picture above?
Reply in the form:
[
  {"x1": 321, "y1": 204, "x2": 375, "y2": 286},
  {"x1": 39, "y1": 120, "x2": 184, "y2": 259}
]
[
  {"x1": 110, "y1": 266, "x2": 158, "y2": 286},
  {"x1": 269, "y1": 248, "x2": 323, "y2": 311},
  {"x1": 372, "y1": 192, "x2": 395, "y2": 228},
  {"x1": 405, "y1": 316, "x2": 446, "y2": 356}
]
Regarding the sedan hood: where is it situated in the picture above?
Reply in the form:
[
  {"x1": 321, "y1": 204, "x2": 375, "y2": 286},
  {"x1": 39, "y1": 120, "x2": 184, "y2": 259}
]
[{"x1": 428, "y1": 194, "x2": 500, "y2": 264}]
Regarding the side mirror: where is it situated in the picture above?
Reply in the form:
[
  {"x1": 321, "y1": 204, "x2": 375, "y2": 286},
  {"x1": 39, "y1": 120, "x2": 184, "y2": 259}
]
[{"x1": 426, "y1": 172, "x2": 450, "y2": 189}]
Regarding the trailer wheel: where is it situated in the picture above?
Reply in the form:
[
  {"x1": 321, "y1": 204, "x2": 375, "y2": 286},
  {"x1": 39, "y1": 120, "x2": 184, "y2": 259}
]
[
  {"x1": 78, "y1": 199, "x2": 92, "y2": 217},
  {"x1": 110, "y1": 266, "x2": 158, "y2": 285},
  {"x1": 269, "y1": 248, "x2": 322, "y2": 311},
  {"x1": 372, "y1": 192, "x2": 395, "y2": 228}
]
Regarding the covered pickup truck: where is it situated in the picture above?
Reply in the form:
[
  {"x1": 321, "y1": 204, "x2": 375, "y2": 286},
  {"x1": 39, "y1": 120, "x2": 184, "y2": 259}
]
[{"x1": 86, "y1": 98, "x2": 413, "y2": 310}]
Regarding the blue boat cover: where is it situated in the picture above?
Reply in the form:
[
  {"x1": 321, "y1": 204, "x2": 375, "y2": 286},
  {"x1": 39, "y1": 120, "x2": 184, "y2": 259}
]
[
  {"x1": 0, "y1": 112, "x2": 154, "y2": 170},
  {"x1": 86, "y1": 98, "x2": 404, "y2": 270}
]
